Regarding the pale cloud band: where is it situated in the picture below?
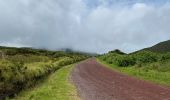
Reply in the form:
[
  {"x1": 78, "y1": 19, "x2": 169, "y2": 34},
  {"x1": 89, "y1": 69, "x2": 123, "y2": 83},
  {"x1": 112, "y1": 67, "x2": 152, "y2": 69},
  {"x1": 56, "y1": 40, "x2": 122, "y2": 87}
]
[{"x1": 0, "y1": 0, "x2": 170, "y2": 53}]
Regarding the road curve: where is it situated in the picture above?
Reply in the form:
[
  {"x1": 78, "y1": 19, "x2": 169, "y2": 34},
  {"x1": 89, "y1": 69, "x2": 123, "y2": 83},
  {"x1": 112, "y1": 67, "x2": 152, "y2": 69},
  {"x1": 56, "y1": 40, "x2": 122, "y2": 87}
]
[{"x1": 71, "y1": 58, "x2": 170, "y2": 100}]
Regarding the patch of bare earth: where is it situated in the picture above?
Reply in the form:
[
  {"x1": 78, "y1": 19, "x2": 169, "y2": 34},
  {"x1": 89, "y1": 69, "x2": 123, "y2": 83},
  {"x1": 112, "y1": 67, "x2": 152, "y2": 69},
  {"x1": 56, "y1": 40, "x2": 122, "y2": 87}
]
[{"x1": 71, "y1": 58, "x2": 170, "y2": 100}]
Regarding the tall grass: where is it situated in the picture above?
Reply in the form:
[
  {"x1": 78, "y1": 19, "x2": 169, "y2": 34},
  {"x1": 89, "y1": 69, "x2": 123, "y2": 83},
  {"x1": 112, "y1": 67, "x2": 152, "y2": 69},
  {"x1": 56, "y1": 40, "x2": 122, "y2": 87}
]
[
  {"x1": 11, "y1": 65, "x2": 80, "y2": 100},
  {"x1": 0, "y1": 47, "x2": 88, "y2": 99}
]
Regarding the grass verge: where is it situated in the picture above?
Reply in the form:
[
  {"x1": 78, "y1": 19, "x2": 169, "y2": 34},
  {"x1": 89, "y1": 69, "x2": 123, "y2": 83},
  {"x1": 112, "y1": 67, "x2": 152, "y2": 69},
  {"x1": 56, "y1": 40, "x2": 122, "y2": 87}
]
[
  {"x1": 10, "y1": 65, "x2": 80, "y2": 100},
  {"x1": 97, "y1": 58, "x2": 170, "y2": 86}
]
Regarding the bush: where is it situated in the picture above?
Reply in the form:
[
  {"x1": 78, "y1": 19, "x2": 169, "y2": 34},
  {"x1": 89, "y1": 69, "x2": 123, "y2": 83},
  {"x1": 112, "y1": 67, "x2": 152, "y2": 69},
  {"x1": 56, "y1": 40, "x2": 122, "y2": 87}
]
[
  {"x1": 132, "y1": 51, "x2": 158, "y2": 63},
  {"x1": 160, "y1": 52, "x2": 170, "y2": 61},
  {"x1": 114, "y1": 55, "x2": 136, "y2": 67},
  {"x1": 108, "y1": 49, "x2": 126, "y2": 55},
  {"x1": 99, "y1": 50, "x2": 167, "y2": 67}
]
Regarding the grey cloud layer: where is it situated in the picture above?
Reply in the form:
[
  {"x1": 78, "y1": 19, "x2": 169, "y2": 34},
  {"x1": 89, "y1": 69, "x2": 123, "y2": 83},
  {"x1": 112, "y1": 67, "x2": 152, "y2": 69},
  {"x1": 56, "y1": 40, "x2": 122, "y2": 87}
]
[{"x1": 0, "y1": 0, "x2": 170, "y2": 53}]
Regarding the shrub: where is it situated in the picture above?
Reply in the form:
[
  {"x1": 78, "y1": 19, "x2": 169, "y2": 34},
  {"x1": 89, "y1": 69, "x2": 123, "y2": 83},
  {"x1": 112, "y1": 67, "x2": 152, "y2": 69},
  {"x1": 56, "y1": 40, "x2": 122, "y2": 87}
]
[
  {"x1": 108, "y1": 49, "x2": 126, "y2": 55},
  {"x1": 99, "y1": 51, "x2": 168, "y2": 67},
  {"x1": 114, "y1": 55, "x2": 136, "y2": 67},
  {"x1": 133, "y1": 51, "x2": 158, "y2": 63},
  {"x1": 160, "y1": 52, "x2": 170, "y2": 61}
]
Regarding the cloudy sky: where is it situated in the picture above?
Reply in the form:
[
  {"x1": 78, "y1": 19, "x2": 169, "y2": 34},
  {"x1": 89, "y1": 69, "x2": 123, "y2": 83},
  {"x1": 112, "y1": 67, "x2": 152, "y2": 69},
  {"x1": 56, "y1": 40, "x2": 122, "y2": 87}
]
[{"x1": 0, "y1": 0, "x2": 170, "y2": 53}]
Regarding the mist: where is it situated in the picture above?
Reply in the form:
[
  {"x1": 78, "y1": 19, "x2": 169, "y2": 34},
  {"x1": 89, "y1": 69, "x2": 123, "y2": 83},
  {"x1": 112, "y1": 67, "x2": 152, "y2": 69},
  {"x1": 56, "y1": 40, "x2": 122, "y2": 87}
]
[{"x1": 0, "y1": 0, "x2": 170, "y2": 53}]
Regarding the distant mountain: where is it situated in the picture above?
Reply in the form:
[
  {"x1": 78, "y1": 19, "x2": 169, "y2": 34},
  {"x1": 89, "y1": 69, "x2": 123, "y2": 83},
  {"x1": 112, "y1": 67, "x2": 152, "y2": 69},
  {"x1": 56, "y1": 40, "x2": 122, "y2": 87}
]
[{"x1": 143, "y1": 40, "x2": 170, "y2": 53}]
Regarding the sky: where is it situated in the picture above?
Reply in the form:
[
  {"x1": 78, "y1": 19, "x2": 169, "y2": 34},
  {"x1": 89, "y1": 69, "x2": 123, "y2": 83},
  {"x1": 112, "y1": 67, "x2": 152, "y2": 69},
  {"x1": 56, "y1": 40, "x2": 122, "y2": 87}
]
[{"x1": 0, "y1": 0, "x2": 170, "y2": 53}]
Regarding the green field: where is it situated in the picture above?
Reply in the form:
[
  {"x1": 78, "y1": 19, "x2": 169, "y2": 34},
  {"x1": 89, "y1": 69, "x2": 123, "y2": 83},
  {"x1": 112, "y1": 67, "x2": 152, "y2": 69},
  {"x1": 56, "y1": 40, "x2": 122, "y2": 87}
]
[{"x1": 10, "y1": 65, "x2": 79, "y2": 100}]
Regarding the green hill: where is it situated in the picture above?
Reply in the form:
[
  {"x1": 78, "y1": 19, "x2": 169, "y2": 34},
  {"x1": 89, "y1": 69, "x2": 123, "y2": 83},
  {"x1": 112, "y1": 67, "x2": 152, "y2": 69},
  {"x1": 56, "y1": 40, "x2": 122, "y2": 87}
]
[{"x1": 143, "y1": 40, "x2": 170, "y2": 53}]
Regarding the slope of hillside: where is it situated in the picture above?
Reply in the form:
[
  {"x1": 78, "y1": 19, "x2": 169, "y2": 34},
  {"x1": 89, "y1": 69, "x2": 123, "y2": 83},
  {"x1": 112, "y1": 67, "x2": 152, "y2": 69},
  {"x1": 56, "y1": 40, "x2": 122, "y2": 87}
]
[
  {"x1": 12, "y1": 65, "x2": 80, "y2": 100},
  {"x1": 144, "y1": 40, "x2": 170, "y2": 53},
  {"x1": 0, "y1": 46, "x2": 88, "y2": 100}
]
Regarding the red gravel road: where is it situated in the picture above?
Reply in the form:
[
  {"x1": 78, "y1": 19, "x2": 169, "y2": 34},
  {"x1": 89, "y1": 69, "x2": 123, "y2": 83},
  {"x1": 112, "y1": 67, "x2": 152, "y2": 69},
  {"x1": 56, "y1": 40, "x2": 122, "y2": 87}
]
[{"x1": 71, "y1": 58, "x2": 170, "y2": 100}]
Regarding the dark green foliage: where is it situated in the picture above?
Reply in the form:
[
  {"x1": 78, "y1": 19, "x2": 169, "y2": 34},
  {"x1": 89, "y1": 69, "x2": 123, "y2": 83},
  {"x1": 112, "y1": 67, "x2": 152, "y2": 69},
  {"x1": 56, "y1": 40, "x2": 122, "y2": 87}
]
[
  {"x1": 108, "y1": 49, "x2": 126, "y2": 55},
  {"x1": 114, "y1": 55, "x2": 136, "y2": 67},
  {"x1": 99, "y1": 50, "x2": 170, "y2": 69},
  {"x1": 99, "y1": 52, "x2": 134, "y2": 67},
  {"x1": 133, "y1": 51, "x2": 158, "y2": 63},
  {"x1": 160, "y1": 52, "x2": 170, "y2": 61}
]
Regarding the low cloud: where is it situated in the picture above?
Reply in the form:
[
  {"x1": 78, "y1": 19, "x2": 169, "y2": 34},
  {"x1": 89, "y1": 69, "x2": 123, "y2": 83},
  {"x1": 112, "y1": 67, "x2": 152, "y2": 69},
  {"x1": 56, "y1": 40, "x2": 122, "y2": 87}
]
[{"x1": 0, "y1": 0, "x2": 170, "y2": 53}]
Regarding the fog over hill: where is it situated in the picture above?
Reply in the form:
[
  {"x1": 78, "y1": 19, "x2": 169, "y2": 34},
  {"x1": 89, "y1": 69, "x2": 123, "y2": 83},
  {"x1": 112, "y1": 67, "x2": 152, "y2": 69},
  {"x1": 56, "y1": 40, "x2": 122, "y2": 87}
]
[{"x1": 0, "y1": 0, "x2": 170, "y2": 53}]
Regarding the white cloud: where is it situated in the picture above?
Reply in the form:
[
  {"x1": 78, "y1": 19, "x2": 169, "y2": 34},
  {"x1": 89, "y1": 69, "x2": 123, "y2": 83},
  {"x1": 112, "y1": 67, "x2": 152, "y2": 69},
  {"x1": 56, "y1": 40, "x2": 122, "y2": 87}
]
[{"x1": 0, "y1": 0, "x2": 170, "y2": 53}]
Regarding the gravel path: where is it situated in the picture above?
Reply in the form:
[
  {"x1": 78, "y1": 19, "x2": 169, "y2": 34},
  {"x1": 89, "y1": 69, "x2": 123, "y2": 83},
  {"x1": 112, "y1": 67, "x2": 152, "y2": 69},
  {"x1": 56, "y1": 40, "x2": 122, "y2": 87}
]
[{"x1": 71, "y1": 58, "x2": 170, "y2": 100}]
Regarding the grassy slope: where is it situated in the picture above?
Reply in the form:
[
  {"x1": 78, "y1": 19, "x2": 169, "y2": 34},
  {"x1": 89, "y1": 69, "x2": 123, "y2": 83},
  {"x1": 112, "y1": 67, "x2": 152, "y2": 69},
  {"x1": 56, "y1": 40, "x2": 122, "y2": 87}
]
[
  {"x1": 141, "y1": 40, "x2": 170, "y2": 53},
  {"x1": 0, "y1": 46, "x2": 88, "y2": 99},
  {"x1": 97, "y1": 59, "x2": 170, "y2": 86},
  {"x1": 10, "y1": 65, "x2": 79, "y2": 100}
]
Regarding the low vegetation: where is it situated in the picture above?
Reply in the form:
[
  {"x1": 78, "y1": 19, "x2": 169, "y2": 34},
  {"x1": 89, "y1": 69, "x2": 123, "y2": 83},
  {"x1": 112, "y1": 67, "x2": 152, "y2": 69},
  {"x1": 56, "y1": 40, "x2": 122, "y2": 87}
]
[
  {"x1": 0, "y1": 46, "x2": 88, "y2": 99},
  {"x1": 10, "y1": 65, "x2": 80, "y2": 100},
  {"x1": 98, "y1": 50, "x2": 170, "y2": 85}
]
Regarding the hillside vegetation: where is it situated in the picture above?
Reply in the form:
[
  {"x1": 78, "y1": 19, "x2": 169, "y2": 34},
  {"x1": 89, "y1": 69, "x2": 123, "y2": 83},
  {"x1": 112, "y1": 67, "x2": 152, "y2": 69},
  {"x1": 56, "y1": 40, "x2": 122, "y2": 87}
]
[
  {"x1": 142, "y1": 40, "x2": 170, "y2": 53},
  {"x1": 98, "y1": 49, "x2": 170, "y2": 85},
  {"x1": 0, "y1": 46, "x2": 88, "y2": 99},
  {"x1": 11, "y1": 65, "x2": 80, "y2": 100}
]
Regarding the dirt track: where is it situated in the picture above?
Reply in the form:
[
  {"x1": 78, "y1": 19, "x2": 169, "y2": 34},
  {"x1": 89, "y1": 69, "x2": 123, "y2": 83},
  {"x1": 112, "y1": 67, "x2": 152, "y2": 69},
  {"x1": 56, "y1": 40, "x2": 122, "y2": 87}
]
[{"x1": 71, "y1": 58, "x2": 170, "y2": 100}]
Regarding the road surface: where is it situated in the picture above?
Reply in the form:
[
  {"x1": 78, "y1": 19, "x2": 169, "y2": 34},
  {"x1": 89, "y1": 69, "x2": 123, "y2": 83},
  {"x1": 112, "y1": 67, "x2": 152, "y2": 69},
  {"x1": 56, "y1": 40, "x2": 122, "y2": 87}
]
[{"x1": 71, "y1": 58, "x2": 170, "y2": 100}]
